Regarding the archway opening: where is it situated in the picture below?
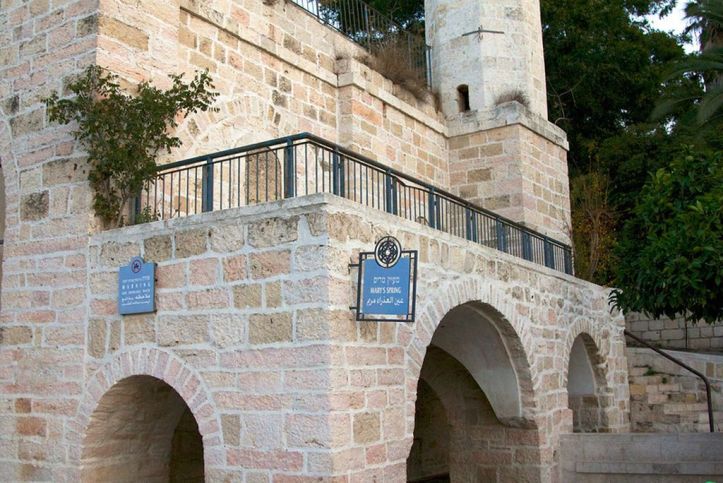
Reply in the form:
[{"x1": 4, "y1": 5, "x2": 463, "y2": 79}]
[
  {"x1": 567, "y1": 333, "x2": 608, "y2": 432},
  {"x1": 407, "y1": 303, "x2": 541, "y2": 482},
  {"x1": 81, "y1": 375, "x2": 204, "y2": 482}
]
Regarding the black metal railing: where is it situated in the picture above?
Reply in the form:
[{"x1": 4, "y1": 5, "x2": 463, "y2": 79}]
[
  {"x1": 625, "y1": 330, "x2": 715, "y2": 432},
  {"x1": 289, "y1": 0, "x2": 430, "y2": 85},
  {"x1": 137, "y1": 133, "x2": 573, "y2": 274}
]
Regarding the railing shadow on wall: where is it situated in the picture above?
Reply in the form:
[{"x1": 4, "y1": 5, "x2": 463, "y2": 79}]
[
  {"x1": 136, "y1": 133, "x2": 573, "y2": 275},
  {"x1": 289, "y1": 0, "x2": 431, "y2": 85}
]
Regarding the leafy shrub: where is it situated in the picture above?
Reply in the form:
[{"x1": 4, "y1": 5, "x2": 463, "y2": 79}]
[
  {"x1": 44, "y1": 66, "x2": 218, "y2": 227},
  {"x1": 610, "y1": 148, "x2": 723, "y2": 323}
]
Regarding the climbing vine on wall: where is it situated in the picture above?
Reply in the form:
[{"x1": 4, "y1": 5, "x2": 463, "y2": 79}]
[{"x1": 44, "y1": 65, "x2": 218, "y2": 227}]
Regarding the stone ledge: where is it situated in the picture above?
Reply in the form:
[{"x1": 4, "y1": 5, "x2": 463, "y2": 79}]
[{"x1": 447, "y1": 102, "x2": 570, "y2": 150}]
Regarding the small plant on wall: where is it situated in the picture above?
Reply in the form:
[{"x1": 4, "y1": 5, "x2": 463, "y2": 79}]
[{"x1": 44, "y1": 65, "x2": 218, "y2": 228}]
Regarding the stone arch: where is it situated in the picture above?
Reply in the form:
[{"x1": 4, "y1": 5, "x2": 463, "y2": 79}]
[
  {"x1": 404, "y1": 279, "x2": 544, "y2": 482},
  {"x1": 81, "y1": 375, "x2": 204, "y2": 481},
  {"x1": 0, "y1": 113, "x2": 17, "y2": 251},
  {"x1": 71, "y1": 348, "x2": 224, "y2": 478},
  {"x1": 145, "y1": 95, "x2": 299, "y2": 217},
  {"x1": 405, "y1": 278, "x2": 540, "y2": 425},
  {"x1": 0, "y1": 113, "x2": 16, "y2": 311},
  {"x1": 562, "y1": 322, "x2": 615, "y2": 432},
  {"x1": 172, "y1": 94, "x2": 296, "y2": 161}
]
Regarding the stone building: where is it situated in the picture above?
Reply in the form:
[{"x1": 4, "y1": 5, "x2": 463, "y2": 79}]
[{"x1": 0, "y1": 0, "x2": 632, "y2": 481}]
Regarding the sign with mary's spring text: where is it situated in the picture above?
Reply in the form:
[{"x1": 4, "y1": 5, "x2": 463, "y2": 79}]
[
  {"x1": 353, "y1": 236, "x2": 417, "y2": 322},
  {"x1": 118, "y1": 257, "x2": 156, "y2": 315}
]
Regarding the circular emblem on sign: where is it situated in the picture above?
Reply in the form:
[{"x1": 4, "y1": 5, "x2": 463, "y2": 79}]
[
  {"x1": 131, "y1": 259, "x2": 143, "y2": 273},
  {"x1": 375, "y1": 236, "x2": 402, "y2": 268}
]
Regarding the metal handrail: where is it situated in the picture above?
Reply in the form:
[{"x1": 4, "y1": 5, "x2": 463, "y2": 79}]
[
  {"x1": 624, "y1": 330, "x2": 715, "y2": 432},
  {"x1": 140, "y1": 133, "x2": 573, "y2": 274}
]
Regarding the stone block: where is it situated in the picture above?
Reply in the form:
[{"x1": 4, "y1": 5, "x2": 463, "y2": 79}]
[
  {"x1": 42, "y1": 158, "x2": 88, "y2": 185},
  {"x1": 250, "y1": 250, "x2": 291, "y2": 279},
  {"x1": 210, "y1": 223, "x2": 245, "y2": 252},
  {"x1": 248, "y1": 216, "x2": 299, "y2": 248},
  {"x1": 76, "y1": 14, "x2": 98, "y2": 37},
  {"x1": 16, "y1": 417, "x2": 46, "y2": 437},
  {"x1": 99, "y1": 16, "x2": 148, "y2": 50},
  {"x1": 210, "y1": 314, "x2": 246, "y2": 347},
  {"x1": 221, "y1": 414, "x2": 240, "y2": 446},
  {"x1": 248, "y1": 313, "x2": 292, "y2": 344},
  {"x1": 87, "y1": 319, "x2": 106, "y2": 358},
  {"x1": 10, "y1": 109, "x2": 44, "y2": 137},
  {"x1": 223, "y1": 255, "x2": 247, "y2": 282},
  {"x1": 353, "y1": 412, "x2": 380, "y2": 444},
  {"x1": 123, "y1": 314, "x2": 156, "y2": 345},
  {"x1": 233, "y1": 284, "x2": 262, "y2": 309},
  {"x1": 264, "y1": 282, "x2": 282, "y2": 308},
  {"x1": 158, "y1": 315, "x2": 209, "y2": 346},
  {"x1": 175, "y1": 228, "x2": 208, "y2": 258},
  {"x1": 0, "y1": 326, "x2": 33, "y2": 345},
  {"x1": 20, "y1": 191, "x2": 49, "y2": 221},
  {"x1": 99, "y1": 241, "x2": 140, "y2": 267},
  {"x1": 144, "y1": 235, "x2": 173, "y2": 262}
]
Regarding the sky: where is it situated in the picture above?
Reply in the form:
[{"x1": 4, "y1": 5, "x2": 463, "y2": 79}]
[{"x1": 645, "y1": 2, "x2": 700, "y2": 53}]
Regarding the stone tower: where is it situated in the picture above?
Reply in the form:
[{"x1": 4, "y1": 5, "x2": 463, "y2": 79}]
[
  {"x1": 426, "y1": 0, "x2": 572, "y2": 243},
  {"x1": 425, "y1": 0, "x2": 547, "y2": 117}
]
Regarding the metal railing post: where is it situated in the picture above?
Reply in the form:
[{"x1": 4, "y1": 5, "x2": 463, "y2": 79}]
[
  {"x1": 428, "y1": 188, "x2": 437, "y2": 229},
  {"x1": 332, "y1": 149, "x2": 340, "y2": 196},
  {"x1": 544, "y1": 237, "x2": 555, "y2": 269},
  {"x1": 522, "y1": 232, "x2": 532, "y2": 261},
  {"x1": 202, "y1": 156, "x2": 214, "y2": 212},
  {"x1": 385, "y1": 169, "x2": 397, "y2": 215},
  {"x1": 284, "y1": 139, "x2": 296, "y2": 199},
  {"x1": 465, "y1": 207, "x2": 477, "y2": 242},
  {"x1": 495, "y1": 219, "x2": 508, "y2": 253}
]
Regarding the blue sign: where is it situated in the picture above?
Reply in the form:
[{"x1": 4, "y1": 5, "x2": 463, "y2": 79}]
[
  {"x1": 118, "y1": 257, "x2": 155, "y2": 315},
  {"x1": 361, "y1": 257, "x2": 412, "y2": 317}
]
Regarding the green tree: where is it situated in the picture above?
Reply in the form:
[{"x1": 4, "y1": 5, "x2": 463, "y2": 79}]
[
  {"x1": 656, "y1": 0, "x2": 723, "y2": 126},
  {"x1": 541, "y1": 0, "x2": 685, "y2": 173},
  {"x1": 610, "y1": 149, "x2": 723, "y2": 323},
  {"x1": 44, "y1": 66, "x2": 218, "y2": 227}
]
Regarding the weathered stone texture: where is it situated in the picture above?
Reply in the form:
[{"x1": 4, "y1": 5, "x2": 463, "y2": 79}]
[
  {"x1": 627, "y1": 348, "x2": 722, "y2": 433},
  {"x1": 0, "y1": 0, "x2": 602, "y2": 480}
]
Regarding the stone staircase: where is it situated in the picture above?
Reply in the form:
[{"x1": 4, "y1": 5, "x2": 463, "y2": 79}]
[{"x1": 627, "y1": 347, "x2": 723, "y2": 433}]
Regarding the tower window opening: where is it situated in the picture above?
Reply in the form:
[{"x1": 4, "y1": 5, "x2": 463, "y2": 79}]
[{"x1": 457, "y1": 85, "x2": 471, "y2": 112}]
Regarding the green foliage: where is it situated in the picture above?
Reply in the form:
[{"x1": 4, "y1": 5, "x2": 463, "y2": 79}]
[
  {"x1": 44, "y1": 66, "x2": 218, "y2": 227},
  {"x1": 610, "y1": 148, "x2": 723, "y2": 323},
  {"x1": 541, "y1": 0, "x2": 687, "y2": 173},
  {"x1": 133, "y1": 205, "x2": 158, "y2": 225},
  {"x1": 654, "y1": 0, "x2": 723, "y2": 131}
]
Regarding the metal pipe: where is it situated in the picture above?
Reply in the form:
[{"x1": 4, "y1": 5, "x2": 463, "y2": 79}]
[{"x1": 624, "y1": 330, "x2": 715, "y2": 432}]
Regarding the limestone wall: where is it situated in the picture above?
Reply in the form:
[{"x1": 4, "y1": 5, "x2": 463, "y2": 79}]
[
  {"x1": 317, "y1": 195, "x2": 629, "y2": 480},
  {"x1": 627, "y1": 347, "x2": 723, "y2": 433},
  {"x1": 447, "y1": 104, "x2": 571, "y2": 242},
  {"x1": 0, "y1": 193, "x2": 629, "y2": 480},
  {"x1": 626, "y1": 313, "x2": 723, "y2": 353}
]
